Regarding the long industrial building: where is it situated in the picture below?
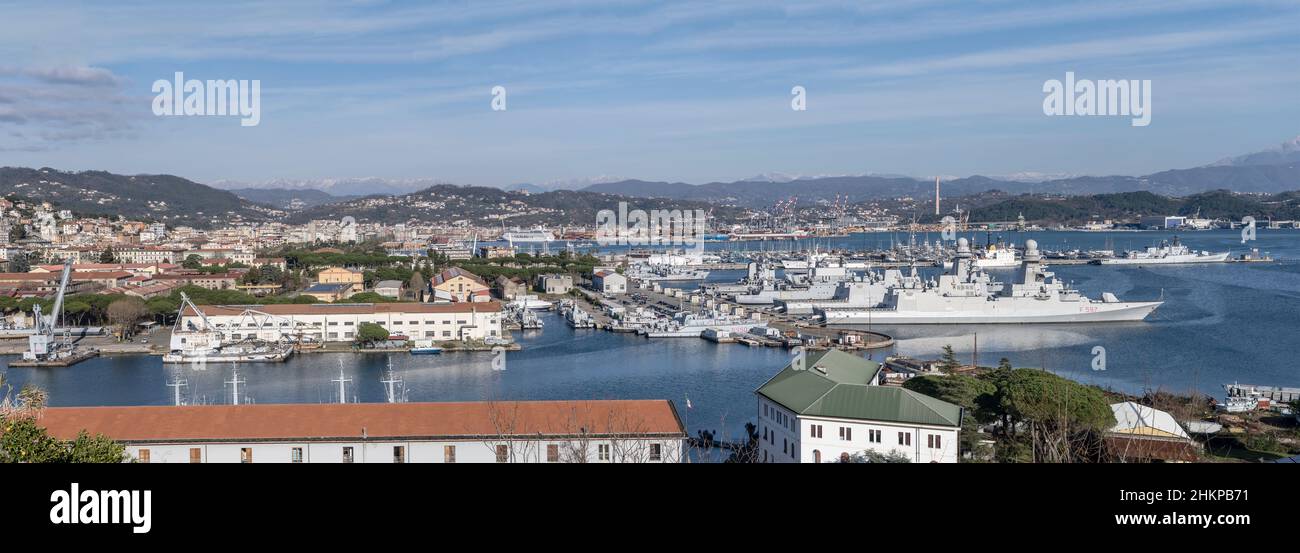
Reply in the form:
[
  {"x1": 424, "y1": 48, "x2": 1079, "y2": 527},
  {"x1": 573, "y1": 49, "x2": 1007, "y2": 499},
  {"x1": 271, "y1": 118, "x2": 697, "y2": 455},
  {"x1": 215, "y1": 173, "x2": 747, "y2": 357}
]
[
  {"x1": 38, "y1": 400, "x2": 687, "y2": 463},
  {"x1": 179, "y1": 301, "x2": 505, "y2": 342}
]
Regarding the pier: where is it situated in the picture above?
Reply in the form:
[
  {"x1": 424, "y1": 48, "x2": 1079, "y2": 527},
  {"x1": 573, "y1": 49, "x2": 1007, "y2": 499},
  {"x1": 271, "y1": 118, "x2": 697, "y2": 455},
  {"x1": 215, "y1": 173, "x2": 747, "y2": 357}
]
[
  {"x1": 7, "y1": 349, "x2": 99, "y2": 367},
  {"x1": 569, "y1": 279, "x2": 894, "y2": 351}
]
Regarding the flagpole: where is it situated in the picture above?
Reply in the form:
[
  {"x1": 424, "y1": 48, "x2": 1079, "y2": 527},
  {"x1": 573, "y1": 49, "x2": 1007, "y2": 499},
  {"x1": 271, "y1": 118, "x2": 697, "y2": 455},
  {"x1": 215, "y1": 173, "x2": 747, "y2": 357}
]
[{"x1": 684, "y1": 393, "x2": 690, "y2": 464}]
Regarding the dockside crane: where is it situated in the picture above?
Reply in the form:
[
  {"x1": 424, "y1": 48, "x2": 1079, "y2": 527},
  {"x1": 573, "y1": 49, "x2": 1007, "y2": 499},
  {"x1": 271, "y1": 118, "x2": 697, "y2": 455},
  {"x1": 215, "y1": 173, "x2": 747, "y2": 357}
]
[{"x1": 22, "y1": 258, "x2": 75, "y2": 361}]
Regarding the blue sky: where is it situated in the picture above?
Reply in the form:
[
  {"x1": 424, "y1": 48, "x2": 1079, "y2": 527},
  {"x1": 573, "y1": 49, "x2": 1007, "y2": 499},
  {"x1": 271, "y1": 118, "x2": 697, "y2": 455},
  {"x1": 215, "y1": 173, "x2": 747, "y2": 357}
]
[{"x1": 1, "y1": 0, "x2": 1299, "y2": 188}]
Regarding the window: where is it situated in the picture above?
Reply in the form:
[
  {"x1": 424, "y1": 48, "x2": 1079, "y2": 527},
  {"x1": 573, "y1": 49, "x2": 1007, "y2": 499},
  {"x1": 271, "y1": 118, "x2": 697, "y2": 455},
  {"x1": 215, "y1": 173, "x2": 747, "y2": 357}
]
[
  {"x1": 598, "y1": 444, "x2": 610, "y2": 461},
  {"x1": 189, "y1": 448, "x2": 201, "y2": 463},
  {"x1": 393, "y1": 446, "x2": 406, "y2": 463},
  {"x1": 240, "y1": 448, "x2": 253, "y2": 463},
  {"x1": 839, "y1": 427, "x2": 852, "y2": 441},
  {"x1": 495, "y1": 445, "x2": 509, "y2": 463},
  {"x1": 928, "y1": 435, "x2": 942, "y2": 449},
  {"x1": 547, "y1": 444, "x2": 560, "y2": 463},
  {"x1": 137, "y1": 449, "x2": 150, "y2": 463},
  {"x1": 898, "y1": 432, "x2": 911, "y2": 446},
  {"x1": 649, "y1": 443, "x2": 662, "y2": 461},
  {"x1": 342, "y1": 447, "x2": 354, "y2": 463},
  {"x1": 810, "y1": 424, "x2": 823, "y2": 438},
  {"x1": 444, "y1": 445, "x2": 456, "y2": 463},
  {"x1": 869, "y1": 429, "x2": 882, "y2": 443},
  {"x1": 291, "y1": 447, "x2": 303, "y2": 463}
]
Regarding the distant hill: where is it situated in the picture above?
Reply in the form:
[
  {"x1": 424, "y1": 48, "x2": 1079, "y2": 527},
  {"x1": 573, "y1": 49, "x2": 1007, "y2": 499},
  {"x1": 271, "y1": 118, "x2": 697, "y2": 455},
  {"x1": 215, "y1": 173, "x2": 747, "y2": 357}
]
[
  {"x1": 501, "y1": 183, "x2": 548, "y2": 194},
  {"x1": 0, "y1": 167, "x2": 273, "y2": 227},
  {"x1": 286, "y1": 184, "x2": 751, "y2": 226},
  {"x1": 966, "y1": 190, "x2": 1300, "y2": 225},
  {"x1": 581, "y1": 137, "x2": 1300, "y2": 207},
  {"x1": 1210, "y1": 136, "x2": 1300, "y2": 167},
  {"x1": 230, "y1": 187, "x2": 352, "y2": 209}
]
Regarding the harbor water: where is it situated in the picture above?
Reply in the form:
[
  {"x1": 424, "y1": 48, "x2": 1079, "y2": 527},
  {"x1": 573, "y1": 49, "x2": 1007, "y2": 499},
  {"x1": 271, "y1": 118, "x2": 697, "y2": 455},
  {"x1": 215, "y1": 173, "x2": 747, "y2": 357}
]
[{"x1": 2, "y1": 229, "x2": 1298, "y2": 440}]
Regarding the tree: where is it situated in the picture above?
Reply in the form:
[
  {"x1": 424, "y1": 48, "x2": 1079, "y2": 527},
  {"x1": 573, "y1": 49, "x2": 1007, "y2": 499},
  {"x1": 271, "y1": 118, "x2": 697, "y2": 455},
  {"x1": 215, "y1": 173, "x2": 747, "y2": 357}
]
[
  {"x1": 106, "y1": 297, "x2": 149, "y2": 338},
  {"x1": 977, "y1": 368, "x2": 1114, "y2": 463},
  {"x1": 937, "y1": 344, "x2": 960, "y2": 374},
  {"x1": 904, "y1": 375, "x2": 996, "y2": 421},
  {"x1": 0, "y1": 417, "x2": 128, "y2": 463},
  {"x1": 182, "y1": 254, "x2": 203, "y2": 270},
  {"x1": 356, "y1": 322, "x2": 390, "y2": 343},
  {"x1": 905, "y1": 375, "x2": 997, "y2": 457},
  {"x1": 345, "y1": 292, "x2": 395, "y2": 303},
  {"x1": 99, "y1": 246, "x2": 115, "y2": 263},
  {"x1": 7, "y1": 252, "x2": 30, "y2": 273}
]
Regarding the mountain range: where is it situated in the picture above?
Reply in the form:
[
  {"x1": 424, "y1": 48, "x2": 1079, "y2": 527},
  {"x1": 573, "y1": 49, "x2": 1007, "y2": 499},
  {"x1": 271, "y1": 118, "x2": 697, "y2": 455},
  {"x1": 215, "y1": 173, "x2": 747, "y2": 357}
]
[
  {"x1": 4, "y1": 135, "x2": 1298, "y2": 227},
  {"x1": 282, "y1": 184, "x2": 747, "y2": 227},
  {"x1": 220, "y1": 136, "x2": 1300, "y2": 209},
  {"x1": 579, "y1": 137, "x2": 1300, "y2": 208},
  {"x1": 0, "y1": 167, "x2": 274, "y2": 228}
]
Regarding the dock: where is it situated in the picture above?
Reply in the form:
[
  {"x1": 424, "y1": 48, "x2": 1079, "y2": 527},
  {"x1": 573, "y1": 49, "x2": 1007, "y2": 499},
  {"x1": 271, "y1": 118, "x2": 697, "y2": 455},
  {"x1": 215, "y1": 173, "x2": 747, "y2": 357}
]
[{"x1": 8, "y1": 349, "x2": 99, "y2": 367}]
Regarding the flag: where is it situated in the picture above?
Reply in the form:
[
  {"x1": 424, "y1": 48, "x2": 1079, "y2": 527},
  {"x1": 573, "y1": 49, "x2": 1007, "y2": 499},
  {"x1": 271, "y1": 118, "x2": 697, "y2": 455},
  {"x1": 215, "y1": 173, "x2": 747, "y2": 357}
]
[{"x1": 685, "y1": 396, "x2": 692, "y2": 409}]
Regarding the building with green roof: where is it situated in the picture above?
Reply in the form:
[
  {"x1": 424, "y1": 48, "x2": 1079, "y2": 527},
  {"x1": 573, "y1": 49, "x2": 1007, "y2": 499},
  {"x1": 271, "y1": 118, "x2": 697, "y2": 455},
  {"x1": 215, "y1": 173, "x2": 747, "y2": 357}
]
[{"x1": 754, "y1": 349, "x2": 963, "y2": 463}]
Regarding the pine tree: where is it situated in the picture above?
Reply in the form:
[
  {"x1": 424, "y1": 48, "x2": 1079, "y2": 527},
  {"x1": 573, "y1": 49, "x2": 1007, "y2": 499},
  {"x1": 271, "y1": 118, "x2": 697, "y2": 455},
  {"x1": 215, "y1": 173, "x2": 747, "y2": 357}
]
[{"x1": 938, "y1": 344, "x2": 960, "y2": 374}]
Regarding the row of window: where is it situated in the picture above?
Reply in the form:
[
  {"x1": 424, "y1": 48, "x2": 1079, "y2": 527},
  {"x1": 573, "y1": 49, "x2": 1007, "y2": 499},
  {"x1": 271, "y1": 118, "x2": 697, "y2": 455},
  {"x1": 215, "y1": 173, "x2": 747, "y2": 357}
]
[
  {"x1": 807, "y1": 424, "x2": 940, "y2": 449},
  {"x1": 762, "y1": 402, "x2": 796, "y2": 433},
  {"x1": 217, "y1": 318, "x2": 483, "y2": 329},
  {"x1": 138, "y1": 442, "x2": 664, "y2": 463}
]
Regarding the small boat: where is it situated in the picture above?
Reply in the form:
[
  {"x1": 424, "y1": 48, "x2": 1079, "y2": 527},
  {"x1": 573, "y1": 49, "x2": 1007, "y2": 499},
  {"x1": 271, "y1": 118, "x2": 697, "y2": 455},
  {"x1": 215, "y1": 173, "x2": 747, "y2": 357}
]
[{"x1": 410, "y1": 346, "x2": 443, "y2": 355}]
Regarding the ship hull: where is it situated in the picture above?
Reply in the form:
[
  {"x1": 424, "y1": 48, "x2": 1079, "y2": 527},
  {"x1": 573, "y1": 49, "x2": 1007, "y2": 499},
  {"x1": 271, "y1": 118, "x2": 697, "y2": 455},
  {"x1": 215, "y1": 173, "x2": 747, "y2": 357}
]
[
  {"x1": 1097, "y1": 252, "x2": 1229, "y2": 265},
  {"x1": 821, "y1": 301, "x2": 1162, "y2": 324}
]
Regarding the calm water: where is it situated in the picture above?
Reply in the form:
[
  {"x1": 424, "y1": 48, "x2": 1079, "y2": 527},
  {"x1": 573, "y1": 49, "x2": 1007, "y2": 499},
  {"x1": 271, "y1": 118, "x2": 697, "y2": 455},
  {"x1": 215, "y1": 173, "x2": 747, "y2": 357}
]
[{"x1": 3, "y1": 229, "x2": 1298, "y2": 440}]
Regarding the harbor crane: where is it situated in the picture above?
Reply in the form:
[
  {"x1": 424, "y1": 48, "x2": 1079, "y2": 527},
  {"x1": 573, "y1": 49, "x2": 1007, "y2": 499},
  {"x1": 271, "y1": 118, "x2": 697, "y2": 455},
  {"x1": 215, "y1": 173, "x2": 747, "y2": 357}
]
[{"x1": 22, "y1": 258, "x2": 78, "y2": 362}]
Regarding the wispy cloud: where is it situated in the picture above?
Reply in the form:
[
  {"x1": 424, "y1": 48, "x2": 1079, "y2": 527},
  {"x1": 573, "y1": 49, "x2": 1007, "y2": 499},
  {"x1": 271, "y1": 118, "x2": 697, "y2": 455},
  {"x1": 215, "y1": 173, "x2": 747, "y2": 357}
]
[{"x1": 0, "y1": 0, "x2": 1297, "y2": 182}]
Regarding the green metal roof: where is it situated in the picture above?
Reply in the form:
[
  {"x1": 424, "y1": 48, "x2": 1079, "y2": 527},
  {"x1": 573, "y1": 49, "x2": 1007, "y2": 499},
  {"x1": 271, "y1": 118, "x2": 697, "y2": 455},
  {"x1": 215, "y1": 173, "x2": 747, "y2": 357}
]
[{"x1": 755, "y1": 350, "x2": 962, "y2": 427}]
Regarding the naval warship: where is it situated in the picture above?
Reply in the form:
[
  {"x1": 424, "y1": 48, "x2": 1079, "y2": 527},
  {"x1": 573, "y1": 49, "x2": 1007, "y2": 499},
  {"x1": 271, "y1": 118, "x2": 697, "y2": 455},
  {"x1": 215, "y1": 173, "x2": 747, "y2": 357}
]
[{"x1": 818, "y1": 238, "x2": 1163, "y2": 324}]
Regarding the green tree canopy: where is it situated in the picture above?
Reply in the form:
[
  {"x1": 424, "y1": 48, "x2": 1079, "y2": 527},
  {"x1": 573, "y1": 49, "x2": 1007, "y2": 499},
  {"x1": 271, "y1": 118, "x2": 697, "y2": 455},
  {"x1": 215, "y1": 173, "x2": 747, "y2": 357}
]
[
  {"x1": 0, "y1": 416, "x2": 128, "y2": 463},
  {"x1": 356, "y1": 322, "x2": 390, "y2": 343}
]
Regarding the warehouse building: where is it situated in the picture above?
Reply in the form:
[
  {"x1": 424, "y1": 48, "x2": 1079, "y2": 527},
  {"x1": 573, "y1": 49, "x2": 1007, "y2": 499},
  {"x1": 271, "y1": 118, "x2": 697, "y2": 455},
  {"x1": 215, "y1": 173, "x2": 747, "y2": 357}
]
[
  {"x1": 38, "y1": 400, "x2": 686, "y2": 464},
  {"x1": 178, "y1": 301, "x2": 504, "y2": 342}
]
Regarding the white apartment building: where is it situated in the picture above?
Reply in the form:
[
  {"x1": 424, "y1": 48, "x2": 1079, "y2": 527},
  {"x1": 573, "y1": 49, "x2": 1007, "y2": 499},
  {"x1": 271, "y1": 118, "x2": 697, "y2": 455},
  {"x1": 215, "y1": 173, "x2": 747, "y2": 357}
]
[
  {"x1": 115, "y1": 247, "x2": 182, "y2": 264},
  {"x1": 179, "y1": 301, "x2": 505, "y2": 343},
  {"x1": 39, "y1": 401, "x2": 686, "y2": 463},
  {"x1": 755, "y1": 349, "x2": 963, "y2": 464}
]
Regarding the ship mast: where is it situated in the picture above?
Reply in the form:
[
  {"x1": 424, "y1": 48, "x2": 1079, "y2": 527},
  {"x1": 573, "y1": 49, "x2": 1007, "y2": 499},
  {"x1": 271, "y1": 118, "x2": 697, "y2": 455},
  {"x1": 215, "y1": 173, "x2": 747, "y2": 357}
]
[{"x1": 332, "y1": 361, "x2": 352, "y2": 404}]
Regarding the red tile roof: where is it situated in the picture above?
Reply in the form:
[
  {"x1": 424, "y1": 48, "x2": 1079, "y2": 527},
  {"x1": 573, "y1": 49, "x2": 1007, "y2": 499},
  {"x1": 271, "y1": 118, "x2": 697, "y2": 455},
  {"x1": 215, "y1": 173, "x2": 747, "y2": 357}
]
[
  {"x1": 0, "y1": 271, "x2": 132, "y2": 281},
  {"x1": 38, "y1": 400, "x2": 685, "y2": 442}
]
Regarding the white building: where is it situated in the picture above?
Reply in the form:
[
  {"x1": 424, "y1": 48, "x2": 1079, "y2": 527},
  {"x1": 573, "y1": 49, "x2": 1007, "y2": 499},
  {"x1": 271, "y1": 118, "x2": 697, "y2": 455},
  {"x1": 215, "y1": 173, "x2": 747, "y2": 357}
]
[
  {"x1": 592, "y1": 270, "x2": 626, "y2": 295},
  {"x1": 115, "y1": 247, "x2": 181, "y2": 264},
  {"x1": 755, "y1": 349, "x2": 963, "y2": 463},
  {"x1": 38, "y1": 400, "x2": 686, "y2": 463},
  {"x1": 178, "y1": 302, "x2": 504, "y2": 343}
]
